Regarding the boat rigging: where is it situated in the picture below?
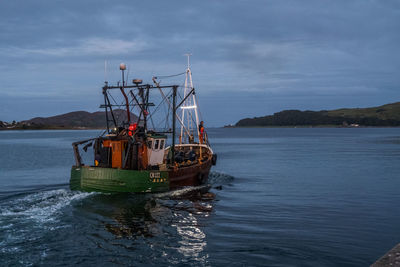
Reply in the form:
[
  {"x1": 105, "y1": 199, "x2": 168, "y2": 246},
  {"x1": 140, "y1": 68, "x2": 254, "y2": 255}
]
[{"x1": 70, "y1": 57, "x2": 217, "y2": 193}]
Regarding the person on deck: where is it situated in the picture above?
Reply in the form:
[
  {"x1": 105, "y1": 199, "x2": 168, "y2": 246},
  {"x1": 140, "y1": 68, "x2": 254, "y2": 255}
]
[
  {"x1": 199, "y1": 121, "x2": 205, "y2": 144},
  {"x1": 95, "y1": 153, "x2": 101, "y2": 167}
]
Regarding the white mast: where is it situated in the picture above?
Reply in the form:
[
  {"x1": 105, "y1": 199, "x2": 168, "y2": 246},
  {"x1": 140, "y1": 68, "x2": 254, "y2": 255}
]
[{"x1": 180, "y1": 53, "x2": 200, "y2": 144}]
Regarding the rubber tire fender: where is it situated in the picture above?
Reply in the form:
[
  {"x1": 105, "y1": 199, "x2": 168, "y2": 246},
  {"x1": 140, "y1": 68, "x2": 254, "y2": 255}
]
[
  {"x1": 198, "y1": 173, "x2": 207, "y2": 184},
  {"x1": 212, "y1": 154, "x2": 217, "y2": 166}
]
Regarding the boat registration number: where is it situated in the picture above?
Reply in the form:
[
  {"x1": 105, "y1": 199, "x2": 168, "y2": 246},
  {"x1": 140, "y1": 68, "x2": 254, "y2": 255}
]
[
  {"x1": 149, "y1": 172, "x2": 166, "y2": 183},
  {"x1": 150, "y1": 172, "x2": 161, "y2": 179}
]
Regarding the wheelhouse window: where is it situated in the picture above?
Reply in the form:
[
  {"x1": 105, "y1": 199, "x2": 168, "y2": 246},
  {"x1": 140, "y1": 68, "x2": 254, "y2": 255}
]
[
  {"x1": 160, "y1": 139, "x2": 165, "y2": 149},
  {"x1": 154, "y1": 139, "x2": 159, "y2": 150},
  {"x1": 148, "y1": 140, "x2": 152, "y2": 148}
]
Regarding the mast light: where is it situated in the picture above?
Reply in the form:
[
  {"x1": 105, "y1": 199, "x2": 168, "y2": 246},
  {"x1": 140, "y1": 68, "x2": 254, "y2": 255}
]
[{"x1": 180, "y1": 105, "x2": 197, "y2": 109}]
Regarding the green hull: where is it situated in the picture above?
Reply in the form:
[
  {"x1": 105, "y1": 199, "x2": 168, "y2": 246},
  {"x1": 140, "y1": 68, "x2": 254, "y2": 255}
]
[{"x1": 70, "y1": 166, "x2": 169, "y2": 193}]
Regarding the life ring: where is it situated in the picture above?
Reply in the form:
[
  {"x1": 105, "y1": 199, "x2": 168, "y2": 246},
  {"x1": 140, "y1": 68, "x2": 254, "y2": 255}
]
[{"x1": 198, "y1": 173, "x2": 207, "y2": 184}]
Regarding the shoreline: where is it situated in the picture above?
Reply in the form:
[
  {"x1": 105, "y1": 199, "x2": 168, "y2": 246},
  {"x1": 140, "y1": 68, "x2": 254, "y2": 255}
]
[
  {"x1": 225, "y1": 125, "x2": 400, "y2": 128},
  {"x1": 0, "y1": 127, "x2": 105, "y2": 131},
  {"x1": 2, "y1": 126, "x2": 400, "y2": 131}
]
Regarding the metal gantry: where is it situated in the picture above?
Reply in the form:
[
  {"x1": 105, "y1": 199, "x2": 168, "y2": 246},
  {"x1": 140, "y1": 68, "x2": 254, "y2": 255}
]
[{"x1": 180, "y1": 54, "x2": 200, "y2": 144}]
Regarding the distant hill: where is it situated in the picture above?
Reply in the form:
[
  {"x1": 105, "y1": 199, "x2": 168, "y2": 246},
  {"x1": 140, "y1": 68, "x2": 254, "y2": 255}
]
[
  {"x1": 235, "y1": 102, "x2": 400, "y2": 127},
  {"x1": 0, "y1": 110, "x2": 138, "y2": 130}
]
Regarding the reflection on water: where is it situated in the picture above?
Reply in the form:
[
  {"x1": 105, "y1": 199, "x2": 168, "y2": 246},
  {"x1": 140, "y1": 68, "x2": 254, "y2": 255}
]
[
  {"x1": 76, "y1": 185, "x2": 219, "y2": 265},
  {"x1": 105, "y1": 197, "x2": 158, "y2": 238},
  {"x1": 101, "y1": 184, "x2": 218, "y2": 238},
  {"x1": 175, "y1": 212, "x2": 208, "y2": 262}
]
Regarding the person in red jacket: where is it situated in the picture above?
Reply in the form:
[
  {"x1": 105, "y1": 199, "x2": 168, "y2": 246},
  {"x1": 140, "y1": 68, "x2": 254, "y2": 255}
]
[{"x1": 199, "y1": 121, "x2": 205, "y2": 144}]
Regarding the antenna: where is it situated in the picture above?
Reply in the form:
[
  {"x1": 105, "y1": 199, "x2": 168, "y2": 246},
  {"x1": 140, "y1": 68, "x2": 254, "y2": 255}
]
[
  {"x1": 184, "y1": 53, "x2": 192, "y2": 69},
  {"x1": 104, "y1": 60, "x2": 108, "y2": 82},
  {"x1": 126, "y1": 64, "x2": 130, "y2": 85}
]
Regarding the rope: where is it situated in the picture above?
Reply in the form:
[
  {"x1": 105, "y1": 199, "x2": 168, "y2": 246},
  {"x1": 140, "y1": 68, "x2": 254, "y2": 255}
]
[
  {"x1": 107, "y1": 92, "x2": 123, "y2": 126},
  {"x1": 154, "y1": 72, "x2": 186, "y2": 79},
  {"x1": 147, "y1": 90, "x2": 171, "y2": 123}
]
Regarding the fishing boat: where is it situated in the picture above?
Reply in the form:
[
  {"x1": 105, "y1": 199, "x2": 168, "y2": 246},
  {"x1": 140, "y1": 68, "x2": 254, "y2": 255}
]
[{"x1": 70, "y1": 57, "x2": 217, "y2": 193}]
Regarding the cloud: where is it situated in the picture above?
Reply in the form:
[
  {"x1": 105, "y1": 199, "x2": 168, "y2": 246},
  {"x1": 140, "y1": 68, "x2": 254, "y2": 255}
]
[
  {"x1": 0, "y1": 0, "x2": 399, "y2": 124},
  {"x1": 1, "y1": 38, "x2": 147, "y2": 57}
]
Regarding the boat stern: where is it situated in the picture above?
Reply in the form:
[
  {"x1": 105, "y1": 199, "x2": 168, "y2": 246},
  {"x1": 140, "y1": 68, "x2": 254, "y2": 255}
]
[{"x1": 70, "y1": 166, "x2": 169, "y2": 193}]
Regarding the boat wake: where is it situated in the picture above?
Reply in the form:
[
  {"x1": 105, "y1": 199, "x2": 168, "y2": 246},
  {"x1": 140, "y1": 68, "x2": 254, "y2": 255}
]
[
  {"x1": 208, "y1": 171, "x2": 235, "y2": 185},
  {"x1": 0, "y1": 189, "x2": 97, "y2": 264},
  {"x1": 152, "y1": 171, "x2": 234, "y2": 199},
  {"x1": 0, "y1": 172, "x2": 233, "y2": 226},
  {"x1": 153, "y1": 184, "x2": 211, "y2": 199},
  {"x1": 0, "y1": 172, "x2": 233, "y2": 217},
  {"x1": 0, "y1": 189, "x2": 95, "y2": 224}
]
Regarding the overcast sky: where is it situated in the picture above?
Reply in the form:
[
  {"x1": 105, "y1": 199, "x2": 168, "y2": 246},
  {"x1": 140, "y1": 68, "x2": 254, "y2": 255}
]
[{"x1": 0, "y1": 0, "x2": 399, "y2": 126}]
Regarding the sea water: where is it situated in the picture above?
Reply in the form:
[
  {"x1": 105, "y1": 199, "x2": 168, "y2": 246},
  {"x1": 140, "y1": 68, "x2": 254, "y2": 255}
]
[{"x1": 0, "y1": 128, "x2": 399, "y2": 266}]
